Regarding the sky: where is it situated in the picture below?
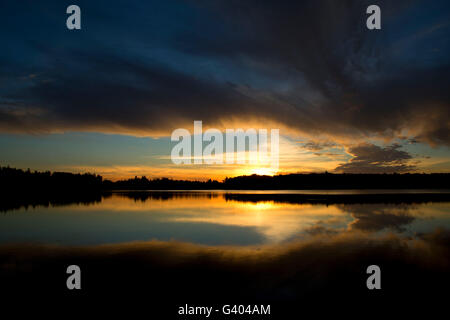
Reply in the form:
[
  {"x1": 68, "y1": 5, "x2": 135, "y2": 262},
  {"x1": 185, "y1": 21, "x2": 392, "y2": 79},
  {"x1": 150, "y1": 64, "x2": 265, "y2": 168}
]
[{"x1": 0, "y1": 0, "x2": 449, "y2": 180}]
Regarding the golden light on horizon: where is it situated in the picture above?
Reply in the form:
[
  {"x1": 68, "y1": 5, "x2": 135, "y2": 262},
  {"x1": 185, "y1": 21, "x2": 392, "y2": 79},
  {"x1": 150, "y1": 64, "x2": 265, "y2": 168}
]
[
  {"x1": 52, "y1": 133, "x2": 345, "y2": 181},
  {"x1": 246, "y1": 167, "x2": 278, "y2": 176}
]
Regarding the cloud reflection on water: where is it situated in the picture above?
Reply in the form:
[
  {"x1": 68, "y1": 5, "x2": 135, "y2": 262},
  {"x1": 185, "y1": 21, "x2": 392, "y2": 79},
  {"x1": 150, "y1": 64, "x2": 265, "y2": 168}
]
[{"x1": 0, "y1": 191, "x2": 449, "y2": 246}]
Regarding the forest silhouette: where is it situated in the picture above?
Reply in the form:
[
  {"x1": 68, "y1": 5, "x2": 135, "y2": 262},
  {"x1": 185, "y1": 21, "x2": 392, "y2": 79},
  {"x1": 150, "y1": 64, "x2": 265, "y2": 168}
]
[
  {"x1": 1, "y1": 166, "x2": 449, "y2": 211},
  {"x1": 1, "y1": 166, "x2": 449, "y2": 191}
]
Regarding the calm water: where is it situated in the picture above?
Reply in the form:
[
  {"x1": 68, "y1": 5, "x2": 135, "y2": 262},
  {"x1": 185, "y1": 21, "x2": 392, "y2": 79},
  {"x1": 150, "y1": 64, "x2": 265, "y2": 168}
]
[{"x1": 1, "y1": 191, "x2": 449, "y2": 246}]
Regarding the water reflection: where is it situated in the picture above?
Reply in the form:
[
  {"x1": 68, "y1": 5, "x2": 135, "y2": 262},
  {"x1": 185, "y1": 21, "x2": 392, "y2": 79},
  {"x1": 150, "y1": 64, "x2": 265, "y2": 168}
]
[{"x1": 0, "y1": 191, "x2": 449, "y2": 246}]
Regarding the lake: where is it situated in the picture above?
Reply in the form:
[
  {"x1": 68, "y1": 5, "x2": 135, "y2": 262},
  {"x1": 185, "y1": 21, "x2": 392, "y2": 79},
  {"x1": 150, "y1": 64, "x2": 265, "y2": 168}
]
[
  {"x1": 1, "y1": 190, "x2": 449, "y2": 311},
  {"x1": 1, "y1": 190, "x2": 449, "y2": 246}
]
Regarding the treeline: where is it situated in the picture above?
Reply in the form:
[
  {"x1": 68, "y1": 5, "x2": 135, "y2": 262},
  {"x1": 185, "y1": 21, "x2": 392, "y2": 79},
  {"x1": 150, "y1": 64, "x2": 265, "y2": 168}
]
[
  {"x1": 223, "y1": 172, "x2": 450, "y2": 189},
  {"x1": 0, "y1": 166, "x2": 103, "y2": 192},
  {"x1": 0, "y1": 167, "x2": 105, "y2": 211},
  {"x1": 109, "y1": 173, "x2": 450, "y2": 190},
  {"x1": 1, "y1": 167, "x2": 450, "y2": 191},
  {"x1": 107, "y1": 176, "x2": 221, "y2": 190}
]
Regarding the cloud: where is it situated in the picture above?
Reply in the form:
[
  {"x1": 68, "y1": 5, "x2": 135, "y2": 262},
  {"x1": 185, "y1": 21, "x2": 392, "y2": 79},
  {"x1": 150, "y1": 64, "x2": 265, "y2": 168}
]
[
  {"x1": 302, "y1": 141, "x2": 338, "y2": 151},
  {"x1": 0, "y1": 0, "x2": 448, "y2": 147},
  {"x1": 334, "y1": 143, "x2": 417, "y2": 173}
]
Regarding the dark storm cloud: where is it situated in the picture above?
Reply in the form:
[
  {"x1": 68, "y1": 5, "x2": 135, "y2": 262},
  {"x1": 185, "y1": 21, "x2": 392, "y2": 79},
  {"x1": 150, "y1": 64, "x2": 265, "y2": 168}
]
[
  {"x1": 190, "y1": 0, "x2": 450, "y2": 145},
  {"x1": 334, "y1": 143, "x2": 417, "y2": 173},
  {"x1": 0, "y1": 0, "x2": 449, "y2": 145},
  {"x1": 0, "y1": 53, "x2": 262, "y2": 133},
  {"x1": 302, "y1": 141, "x2": 338, "y2": 152}
]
